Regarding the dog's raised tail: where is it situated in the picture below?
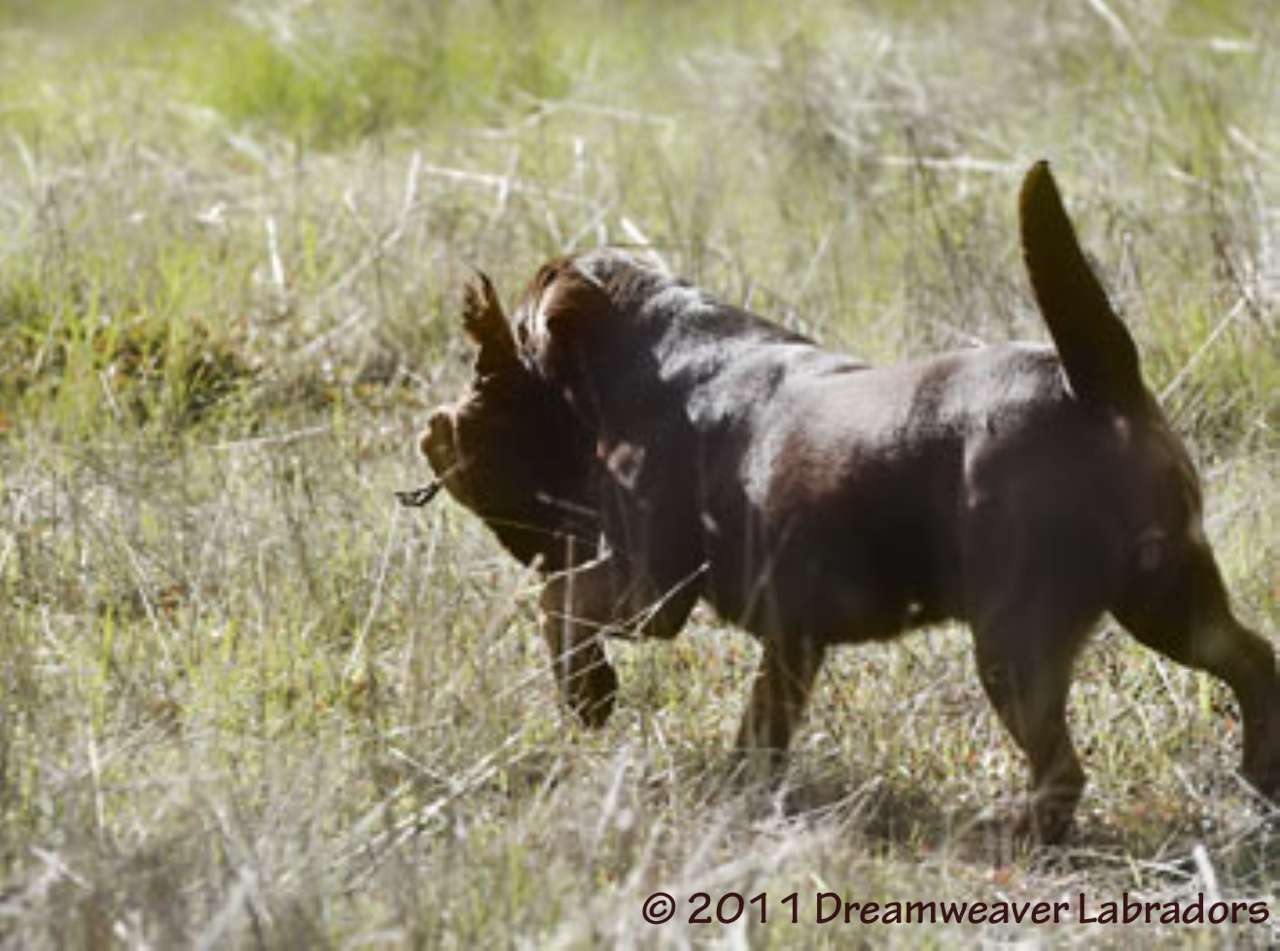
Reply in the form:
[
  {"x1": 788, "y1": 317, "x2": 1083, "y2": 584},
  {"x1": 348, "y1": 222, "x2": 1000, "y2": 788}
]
[{"x1": 1019, "y1": 160, "x2": 1145, "y2": 412}]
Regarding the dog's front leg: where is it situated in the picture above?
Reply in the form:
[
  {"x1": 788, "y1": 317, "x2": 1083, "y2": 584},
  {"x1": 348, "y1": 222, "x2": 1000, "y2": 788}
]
[
  {"x1": 539, "y1": 552, "x2": 701, "y2": 726},
  {"x1": 539, "y1": 555, "x2": 625, "y2": 728},
  {"x1": 735, "y1": 637, "x2": 826, "y2": 767}
]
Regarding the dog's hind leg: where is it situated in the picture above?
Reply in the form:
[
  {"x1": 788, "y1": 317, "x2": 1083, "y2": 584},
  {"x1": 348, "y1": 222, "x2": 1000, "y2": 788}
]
[
  {"x1": 962, "y1": 497, "x2": 1109, "y2": 842},
  {"x1": 1113, "y1": 542, "x2": 1280, "y2": 804},
  {"x1": 735, "y1": 637, "x2": 826, "y2": 758},
  {"x1": 971, "y1": 616, "x2": 1091, "y2": 844}
]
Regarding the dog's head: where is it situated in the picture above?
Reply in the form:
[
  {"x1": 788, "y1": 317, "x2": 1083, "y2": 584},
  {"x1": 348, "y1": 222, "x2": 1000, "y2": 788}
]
[
  {"x1": 419, "y1": 271, "x2": 599, "y2": 570},
  {"x1": 508, "y1": 255, "x2": 624, "y2": 400}
]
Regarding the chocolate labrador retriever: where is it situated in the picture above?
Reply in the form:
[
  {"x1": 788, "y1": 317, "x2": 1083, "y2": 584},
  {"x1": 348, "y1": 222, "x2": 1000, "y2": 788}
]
[{"x1": 416, "y1": 162, "x2": 1279, "y2": 842}]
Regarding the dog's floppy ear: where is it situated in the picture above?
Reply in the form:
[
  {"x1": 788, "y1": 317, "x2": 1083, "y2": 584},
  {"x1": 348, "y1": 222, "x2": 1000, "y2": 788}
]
[
  {"x1": 537, "y1": 264, "x2": 614, "y2": 338},
  {"x1": 462, "y1": 270, "x2": 519, "y2": 375}
]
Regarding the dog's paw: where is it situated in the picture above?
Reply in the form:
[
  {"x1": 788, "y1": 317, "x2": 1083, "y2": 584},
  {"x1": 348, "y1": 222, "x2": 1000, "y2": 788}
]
[
  {"x1": 1013, "y1": 798, "x2": 1075, "y2": 846},
  {"x1": 726, "y1": 746, "x2": 789, "y2": 789},
  {"x1": 566, "y1": 660, "x2": 618, "y2": 729},
  {"x1": 1243, "y1": 764, "x2": 1280, "y2": 806}
]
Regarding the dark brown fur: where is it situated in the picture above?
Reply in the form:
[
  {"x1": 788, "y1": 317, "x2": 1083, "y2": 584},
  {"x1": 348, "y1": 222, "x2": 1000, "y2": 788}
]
[
  {"x1": 420, "y1": 271, "x2": 600, "y2": 570},
  {"x1": 420, "y1": 271, "x2": 619, "y2": 717},
  {"x1": 422, "y1": 163, "x2": 1280, "y2": 842}
]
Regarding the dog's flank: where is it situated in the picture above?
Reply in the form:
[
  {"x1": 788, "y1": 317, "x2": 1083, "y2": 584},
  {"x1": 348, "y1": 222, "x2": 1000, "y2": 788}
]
[{"x1": 421, "y1": 161, "x2": 1280, "y2": 843}]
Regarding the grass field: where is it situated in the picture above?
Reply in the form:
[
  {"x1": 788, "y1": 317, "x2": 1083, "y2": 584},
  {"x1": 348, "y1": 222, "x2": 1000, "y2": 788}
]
[{"x1": 1, "y1": 0, "x2": 1278, "y2": 946}]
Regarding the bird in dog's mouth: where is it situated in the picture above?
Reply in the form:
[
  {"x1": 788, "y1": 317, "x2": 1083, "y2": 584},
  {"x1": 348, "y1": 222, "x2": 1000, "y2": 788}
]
[{"x1": 394, "y1": 460, "x2": 465, "y2": 507}]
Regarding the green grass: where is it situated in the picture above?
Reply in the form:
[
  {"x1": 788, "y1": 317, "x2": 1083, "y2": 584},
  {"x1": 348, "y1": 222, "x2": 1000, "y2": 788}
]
[{"x1": 1, "y1": 0, "x2": 1278, "y2": 946}]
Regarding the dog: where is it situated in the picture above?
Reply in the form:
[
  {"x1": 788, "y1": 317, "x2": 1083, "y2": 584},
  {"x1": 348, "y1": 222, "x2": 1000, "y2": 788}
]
[{"x1": 416, "y1": 162, "x2": 1279, "y2": 842}]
